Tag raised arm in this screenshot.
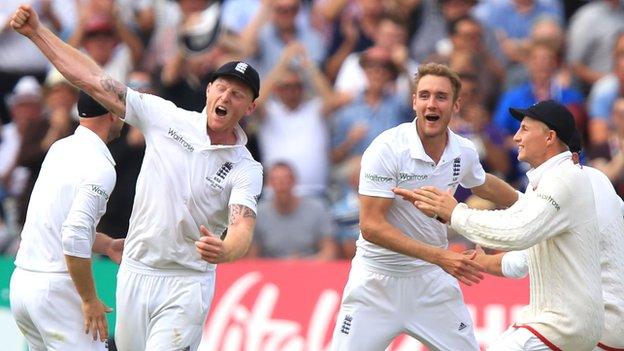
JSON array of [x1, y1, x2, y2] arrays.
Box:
[[11, 5, 126, 117]]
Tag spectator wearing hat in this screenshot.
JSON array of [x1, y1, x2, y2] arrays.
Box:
[[9, 90, 125, 350], [330, 46, 412, 166], [1, 76, 48, 228], [67, 0, 143, 82], [401, 100, 603, 350]]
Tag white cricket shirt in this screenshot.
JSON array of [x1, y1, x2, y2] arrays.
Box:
[[356, 119, 486, 273], [14, 126, 116, 272], [451, 153, 603, 350], [122, 89, 263, 272]]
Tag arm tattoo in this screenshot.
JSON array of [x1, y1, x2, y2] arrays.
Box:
[[228, 204, 256, 225], [100, 76, 127, 104]]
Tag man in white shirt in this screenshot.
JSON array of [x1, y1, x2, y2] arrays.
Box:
[[459, 134, 624, 351], [330, 63, 519, 351], [10, 5, 263, 350], [10, 91, 125, 350], [402, 100, 604, 350]]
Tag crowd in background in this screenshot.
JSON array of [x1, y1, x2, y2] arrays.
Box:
[[1, 0, 623, 260]]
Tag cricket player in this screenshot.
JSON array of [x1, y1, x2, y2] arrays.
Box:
[[458, 134, 624, 351], [10, 91, 125, 350], [330, 63, 519, 351], [10, 4, 262, 350], [405, 100, 604, 350]]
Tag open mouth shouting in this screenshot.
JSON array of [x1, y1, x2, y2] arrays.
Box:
[[425, 114, 440, 122], [215, 105, 228, 117]]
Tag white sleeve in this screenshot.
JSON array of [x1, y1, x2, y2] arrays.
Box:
[[459, 145, 486, 189], [450, 173, 572, 251], [123, 88, 179, 134], [501, 250, 529, 279], [229, 163, 263, 214], [61, 166, 116, 258], [358, 140, 398, 198]]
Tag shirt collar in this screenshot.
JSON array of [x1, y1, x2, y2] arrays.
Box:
[[205, 123, 249, 150], [408, 118, 461, 164], [526, 151, 572, 190], [74, 125, 115, 166]]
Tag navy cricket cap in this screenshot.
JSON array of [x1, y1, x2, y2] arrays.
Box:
[[568, 129, 582, 154], [210, 61, 260, 99], [78, 91, 109, 118], [509, 100, 576, 147]]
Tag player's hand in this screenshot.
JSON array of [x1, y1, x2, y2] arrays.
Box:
[[10, 5, 41, 38], [106, 239, 124, 264], [413, 187, 457, 223], [195, 225, 226, 263], [435, 249, 484, 286], [81, 298, 112, 342], [392, 187, 443, 220]]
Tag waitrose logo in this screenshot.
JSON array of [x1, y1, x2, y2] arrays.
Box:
[[91, 185, 110, 200], [168, 128, 194, 152], [364, 173, 393, 182]]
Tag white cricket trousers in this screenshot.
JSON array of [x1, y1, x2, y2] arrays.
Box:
[[114, 258, 215, 351], [487, 326, 552, 351], [330, 258, 479, 351], [10, 267, 108, 351]]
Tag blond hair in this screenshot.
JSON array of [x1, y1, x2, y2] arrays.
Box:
[[413, 63, 462, 102]]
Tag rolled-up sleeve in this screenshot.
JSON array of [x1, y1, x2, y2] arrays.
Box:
[[62, 170, 115, 258]]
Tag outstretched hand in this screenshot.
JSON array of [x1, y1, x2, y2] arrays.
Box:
[[195, 225, 227, 264], [412, 187, 457, 223], [10, 5, 40, 38], [435, 249, 485, 286], [106, 239, 124, 264]]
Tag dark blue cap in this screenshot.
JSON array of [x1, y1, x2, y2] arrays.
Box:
[[210, 61, 260, 99], [77, 91, 109, 118], [509, 100, 576, 147]]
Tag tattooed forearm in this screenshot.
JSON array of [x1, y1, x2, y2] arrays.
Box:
[[228, 204, 256, 225], [100, 76, 127, 103]]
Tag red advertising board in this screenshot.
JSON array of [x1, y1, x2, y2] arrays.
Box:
[[199, 260, 529, 351]]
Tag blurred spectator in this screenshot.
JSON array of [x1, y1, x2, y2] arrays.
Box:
[[249, 162, 338, 260], [0, 0, 76, 123], [68, 2, 144, 82], [450, 72, 510, 178], [241, 0, 326, 77], [588, 97, 624, 199], [330, 155, 361, 259], [474, 0, 562, 64], [504, 15, 569, 90], [427, 15, 505, 109], [40, 69, 79, 151], [566, 0, 624, 90], [158, 0, 244, 111], [334, 14, 417, 101], [408, 0, 504, 66], [493, 39, 584, 184], [493, 39, 584, 138], [114, 0, 157, 44], [97, 71, 148, 239], [253, 42, 344, 197], [4, 77, 48, 227], [330, 46, 412, 165], [321, 0, 384, 82], [586, 32, 624, 147]]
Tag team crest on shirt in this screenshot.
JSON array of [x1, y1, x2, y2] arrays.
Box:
[[207, 162, 233, 190], [447, 157, 461, 187]]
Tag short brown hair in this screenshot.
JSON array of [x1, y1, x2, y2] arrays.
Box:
[[414, 63, 462, 102]]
